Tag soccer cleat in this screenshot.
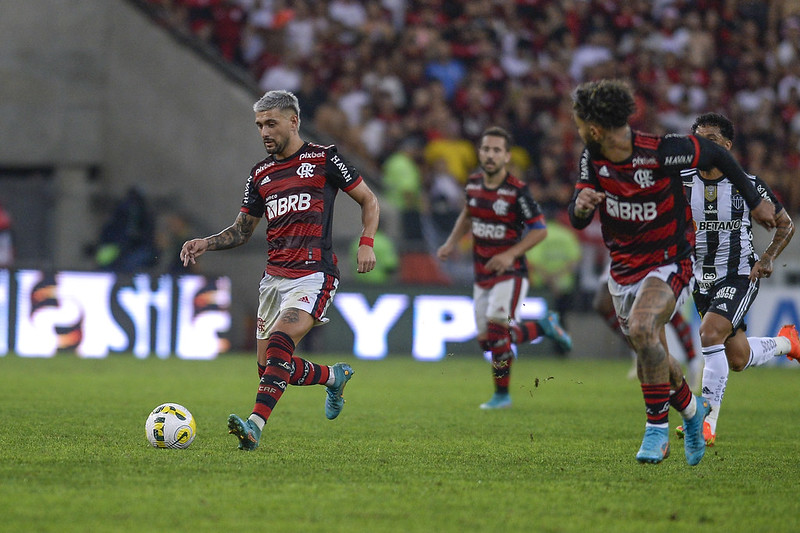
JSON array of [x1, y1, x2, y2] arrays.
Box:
[[479, 392, 512, 410], [325, 362, 354, 420], [227, 414, 261, 451], [681, 395, 711, 466], [538, 311, 573, 352], [778, 324, 800, 363], [636, 426, 670, 464], [675, 420, 716, 447]]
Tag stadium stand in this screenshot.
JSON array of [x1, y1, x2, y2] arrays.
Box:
[[136, 0, 800, 288]]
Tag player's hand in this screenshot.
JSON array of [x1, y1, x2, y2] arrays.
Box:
[[356, 245, 376, 274], [437, 242, 454, 261], [749, 257, 773, 281], [750, 200, 776, 230], [574, 189, 606, 218], [485, 251, 515, 274], [180, 238, 208, 267]]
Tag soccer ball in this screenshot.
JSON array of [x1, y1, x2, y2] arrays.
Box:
[[145, 403, 196, 449]]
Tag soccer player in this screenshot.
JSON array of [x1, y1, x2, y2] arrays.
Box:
[[674, 112, 798, 446], [568, 79, 776, 465], [437, 126, 573, 410], [180, 90, 380, 451]]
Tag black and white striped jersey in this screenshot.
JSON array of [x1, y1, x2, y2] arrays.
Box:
[[682, 168, 782, 287]]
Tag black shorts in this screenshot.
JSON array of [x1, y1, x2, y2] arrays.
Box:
[[693, 275, 759, 332]]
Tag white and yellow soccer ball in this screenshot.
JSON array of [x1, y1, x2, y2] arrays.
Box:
[[145, 403, 196, 449]]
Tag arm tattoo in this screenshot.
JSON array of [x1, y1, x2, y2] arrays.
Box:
[[206, 213, 258, 251], [761, 213, 794, 261]]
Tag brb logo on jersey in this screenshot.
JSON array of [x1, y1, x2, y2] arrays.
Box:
[[605, 196, 657, 221], [472, 221, 506, 240], [266, 193, 312, 219]]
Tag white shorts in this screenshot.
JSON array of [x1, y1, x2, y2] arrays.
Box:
[[256, 272, 338, 340], [607, 260, 692, 336], [473, 277, 529, 337]]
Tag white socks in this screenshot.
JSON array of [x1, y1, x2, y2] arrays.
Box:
[[745, 336, 786, 368], [249, 414, 266, 430], [682, 393, 697, 420], [325, 366, 336, 387], [701, 344, 728, 433]]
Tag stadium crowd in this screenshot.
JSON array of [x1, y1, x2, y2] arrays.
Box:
[[142, 0, 800, 288]]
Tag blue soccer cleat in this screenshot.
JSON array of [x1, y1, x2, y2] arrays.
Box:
[[227, 414, 261, 451], [479, 392, 512, 410], [636, 426, 670, 464], [538, 311, 573, 352], [682, 395, 711, 466], [325, 362, 354, 420]]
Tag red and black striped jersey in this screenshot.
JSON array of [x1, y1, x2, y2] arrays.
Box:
[[573, 131, 698, 285], [464, 172, 546, 288], [240, 142, 363, 279]]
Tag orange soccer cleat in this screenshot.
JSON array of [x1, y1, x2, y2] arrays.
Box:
[[778, 324, 800, 363], [675, 420, 716, 447]]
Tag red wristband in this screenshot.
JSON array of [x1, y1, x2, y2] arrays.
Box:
[[359, 236, 374, 247]]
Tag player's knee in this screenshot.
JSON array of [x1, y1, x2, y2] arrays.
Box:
[[626, 321, 657, 351], [727, 351, 749, 372], [698, 324, 727, 347]]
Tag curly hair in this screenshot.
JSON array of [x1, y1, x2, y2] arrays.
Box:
[[572, 79, 636, 129], [691, 112, 735, 143]]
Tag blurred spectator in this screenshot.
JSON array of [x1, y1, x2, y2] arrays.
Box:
[[525, 217, 582, 328], [0, 199, 14, 267], [423, 111, 477, 184], [424, 39, 466, 101], [92, 187, 158, 273], [156, 210, 195, 274], [423, 157, 464, 246], [143, 0, 800, 234], [382, 135, 424, 243], [258, 52, 302, 92]]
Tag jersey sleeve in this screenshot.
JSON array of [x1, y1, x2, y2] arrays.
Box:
[[568, 149, 598, 230], [518, 186, 546, 230], [755, 175, 784, 214], [661, 135, 762, 208], [325, 146, 364, 192], [240, 173, 265, 218]]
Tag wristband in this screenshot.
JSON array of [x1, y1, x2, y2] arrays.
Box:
[[359, 236, 374, 247]]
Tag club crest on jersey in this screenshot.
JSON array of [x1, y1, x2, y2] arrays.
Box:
[[732, 194, 744, 210], [297, 163, 315, 178], [704, 185, 717, 202], [492, 198, 509, 216], [633, 169, 654, 188]]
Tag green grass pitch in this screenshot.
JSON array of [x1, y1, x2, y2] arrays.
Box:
[[1, 352, 798, 532]]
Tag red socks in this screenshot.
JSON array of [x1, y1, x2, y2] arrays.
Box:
[[252, 331, 294, 422], [641, 383, 670, 425]]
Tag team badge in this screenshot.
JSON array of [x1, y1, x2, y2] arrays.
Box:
[[492, 198, 509, 216], [297, 163, 315, 178], [704, 185, 717, 202], [732, 194, 744, 210]]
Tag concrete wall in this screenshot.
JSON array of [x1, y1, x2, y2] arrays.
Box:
[[1, 0, 260, 267], [0, 0, 372, 348]]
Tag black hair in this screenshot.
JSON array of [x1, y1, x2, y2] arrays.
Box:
[[572, 79, 636, 129], [691, 112, 735, 143]]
